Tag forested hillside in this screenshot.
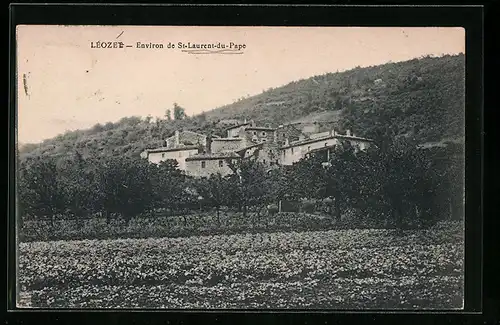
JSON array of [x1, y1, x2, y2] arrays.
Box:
[[18, 53, 465, 161]]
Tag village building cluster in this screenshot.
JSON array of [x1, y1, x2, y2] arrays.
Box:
[[140, 120, 373, 177]]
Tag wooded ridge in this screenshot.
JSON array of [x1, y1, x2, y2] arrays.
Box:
[[18, 53, 465, 162]]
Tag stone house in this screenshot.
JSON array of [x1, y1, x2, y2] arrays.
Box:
[[185, 151, 241, 178], [210, 137, 247, 154], [226, 120, 254, 138], [165, 130, 208, 148], [142, 146, 200, 170], [243, 126, 276, 144], [279, 129, 373, 166], [142, 120, 373, 176], [275, 124, 305, 146]]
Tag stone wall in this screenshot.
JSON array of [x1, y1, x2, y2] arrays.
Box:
[[211, 138, 246, 153], [185, 158, 237, 178], [255, 143, 281, 166], [148, 148, 199, 170], [244, 129, 275, 144], [227, 125, 247, 138], [280, 137, 372, 165], [280, 137, 340, 165]]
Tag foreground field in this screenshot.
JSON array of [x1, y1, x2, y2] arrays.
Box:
[[18, 222, 464, 309]]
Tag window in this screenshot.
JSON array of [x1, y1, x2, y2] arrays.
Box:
[[201, 161, 206, 168], [276, 159, 279, 165], [308, 146, 311, 152], [325, 143, 328, 147], [262, 159, 266, 164], [178, 152, 182, 157], [262, 139, 267, 142], [162, 153, 165, 158], [219, 160, 224, 167], [291, 148, 294, 154], [262, 131, 266, 136], [253, 131, 257, 136]]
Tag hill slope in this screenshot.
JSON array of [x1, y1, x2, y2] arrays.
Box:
[[18, 53, 465, 161]]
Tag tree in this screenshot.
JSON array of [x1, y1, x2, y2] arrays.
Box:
[[165, 109, 172, 121], [150, 159, 189, 215], [194, 173, 230, 223], [95, 156, 155, 225], [58, 151, 100, 227], [17, 156, 67, 225], [267, 166, 293, 204], [198, 111, 207, 123], [361, 138, 439, 228], [226, 157, 269, 218], [173, 103, 186, 120]]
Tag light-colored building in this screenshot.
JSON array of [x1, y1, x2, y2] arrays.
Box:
[[142, 146, 200, 170], [142, 130, 209, 170], [275, 124, 304, 147], [279, 129, 373, 166], [243, 126, 276, 144], [185, 152, 241, 178], [141, 120, 373, 176], [252, 142, 281, 166], [165, 130, 207, 148], [211, 137, 247, 154], [226, 120, 254, 138]]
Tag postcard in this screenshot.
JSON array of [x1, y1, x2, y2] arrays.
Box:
[[16, 25, 465, 310]]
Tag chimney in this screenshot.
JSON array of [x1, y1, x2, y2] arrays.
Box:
[[285, 138, 290, 146], [243, 118, 247, 124], [175, 130, 180, 146], [331, 128, 336, 136], [346, 129, 351, 137], [206, 135, 212, 153]]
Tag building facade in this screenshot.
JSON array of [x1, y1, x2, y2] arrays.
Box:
[[279, 130, 372, 166], [141, 120, 373, 177], [165, 130, 207, 148], [185, 152, 241, 178], [226, 121, 253, 138], [211, 137, 247, 153], [144, 146, 200, 170]]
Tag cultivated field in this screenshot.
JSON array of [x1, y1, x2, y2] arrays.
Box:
[[17, 221, 464, 309]]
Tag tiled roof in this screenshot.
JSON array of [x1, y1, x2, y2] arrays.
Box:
[[276, 124, 306, 138], [144, 145, 200, 153], [212, 137, 243, 141], [280, 134, 373, 150], [235, 143, 263, 155], [185, 151, 241, 161], [225, 122, 251, 131], [245, 126, 275, 131], [308, 144, 338, 154]]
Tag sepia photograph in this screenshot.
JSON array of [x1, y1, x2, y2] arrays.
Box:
[[15, 25, 465, 309]]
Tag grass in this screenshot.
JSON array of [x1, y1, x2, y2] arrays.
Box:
[[17, 221, 463, 309]]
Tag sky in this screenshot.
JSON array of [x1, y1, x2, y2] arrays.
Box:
[[16, 26, 465, 144]]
